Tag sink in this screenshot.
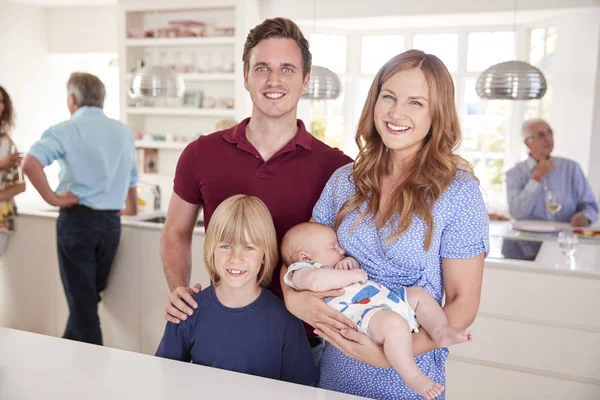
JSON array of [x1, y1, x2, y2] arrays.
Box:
[[132, 211, 203, 227], [143, 216, 204, 227]]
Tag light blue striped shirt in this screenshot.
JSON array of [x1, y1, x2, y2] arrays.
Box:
[[505, 156, 598, 224], [28, 106, 138, 210]]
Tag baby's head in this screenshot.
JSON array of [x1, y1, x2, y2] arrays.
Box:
[[203, 194, 278, 287], [281, 222, 346, 267]]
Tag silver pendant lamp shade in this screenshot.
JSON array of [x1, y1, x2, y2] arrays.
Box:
[[475, 60, 547, 100], [302, 65, 342, 100], [128, 65, 185, 99]]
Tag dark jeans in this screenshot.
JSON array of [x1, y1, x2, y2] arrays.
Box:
[[57, 209, 121, 345]]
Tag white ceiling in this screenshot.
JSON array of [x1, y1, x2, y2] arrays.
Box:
[[298, 9, 581, 31], [9, 0, 115, 6]]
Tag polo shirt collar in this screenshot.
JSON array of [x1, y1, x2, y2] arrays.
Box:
[[72, 106, 104, 119], [223, 117, 313, 150]]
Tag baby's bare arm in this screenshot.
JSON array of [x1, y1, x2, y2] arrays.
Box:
[[292, 267, 368, 292]]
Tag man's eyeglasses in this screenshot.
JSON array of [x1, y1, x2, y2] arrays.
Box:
[[528, 131, 553, 140]]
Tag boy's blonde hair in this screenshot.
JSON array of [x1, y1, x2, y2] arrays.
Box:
[[203, 195, 277, 287]]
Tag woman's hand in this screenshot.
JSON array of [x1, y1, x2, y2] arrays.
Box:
[[451, 155, 479, 184], [0, 152, 23, 171], [284, 287, 354, 330], [314, 323, 391, 369]]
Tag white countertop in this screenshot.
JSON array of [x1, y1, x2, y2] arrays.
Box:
[[16, 206, 205, 234], [0, 327, 364, 400], [486, 221, 600, 279]]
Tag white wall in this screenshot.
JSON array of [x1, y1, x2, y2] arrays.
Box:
[[260, 0, 600, 20], [548, 8, 600, 181], [589, 32, 600, 200], [44, 6, 117, 53], [0, 1, 54, 151]]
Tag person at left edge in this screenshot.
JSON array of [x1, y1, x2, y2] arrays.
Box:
[[23, 72, 139, 345]]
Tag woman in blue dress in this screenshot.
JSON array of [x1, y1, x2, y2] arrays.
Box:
[[284, 49, 489, 399]]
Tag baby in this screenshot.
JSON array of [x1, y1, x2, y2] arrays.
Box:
[[281, 222, 472, 400]]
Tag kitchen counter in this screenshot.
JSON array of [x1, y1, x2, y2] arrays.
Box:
[[448, 220, 600, 399], [0, 327, 363, 400], [0, 207, 209, 355], [18, 206, 205, 233], [485, 221, 600, 279], [2, 212, 599, 399]]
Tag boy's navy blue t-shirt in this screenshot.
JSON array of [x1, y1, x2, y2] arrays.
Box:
[[156, 286, 318, 385]]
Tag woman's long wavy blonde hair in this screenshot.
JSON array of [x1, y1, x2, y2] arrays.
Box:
[[333, 50, 461, 251]]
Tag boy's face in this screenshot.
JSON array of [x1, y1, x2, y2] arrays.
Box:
[[244, 37, 310, 120], [213, 233, 265, 290], [307, 226, 346, 267]]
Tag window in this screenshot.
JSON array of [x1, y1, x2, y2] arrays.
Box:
[[310, 34, 348, 73], [467, 31, 514, 71], [412, 33, 458, 72], [526, 27, 556, 120], [361, 35, 405, 73], [460, 79, 511, 194], [19, 53, 120, 207], [48, 53, 120, 120], [303, 26, 556, 212], [299, 35, 348, 151]]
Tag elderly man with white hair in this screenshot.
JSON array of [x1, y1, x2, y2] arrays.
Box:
[[23, 72, 139, 345], [505, 118, 598, 227]]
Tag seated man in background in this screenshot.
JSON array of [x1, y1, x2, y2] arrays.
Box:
[[505, 119, 598, 227]]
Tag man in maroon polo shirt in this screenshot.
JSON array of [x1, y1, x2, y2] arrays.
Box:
[[161, 18, 353, 344]]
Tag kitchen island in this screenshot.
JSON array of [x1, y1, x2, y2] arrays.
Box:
[[0, 208, 209, 355], [447, 221, 600, 400], [2, 215, 599, 399], [0, 327, 364, 400]]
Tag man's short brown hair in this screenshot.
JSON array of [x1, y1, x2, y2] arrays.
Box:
[[242, 17, 312, 78]]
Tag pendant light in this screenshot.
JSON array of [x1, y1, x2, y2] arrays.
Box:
[[475, 0, 547, 100], [127, 11, 185, 99], [304, 66, 342, 100], [128, 63, 185, 98], [301, 0, 342, 100]]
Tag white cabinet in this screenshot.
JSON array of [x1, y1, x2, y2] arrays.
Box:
[[446, 265, 600, 399]]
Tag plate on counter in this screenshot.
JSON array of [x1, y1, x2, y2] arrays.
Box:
[[511, 220, 567, 233], [571, 228, 600, 238]]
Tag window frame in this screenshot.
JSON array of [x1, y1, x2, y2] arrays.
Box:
[[301, 24, 548, 211]]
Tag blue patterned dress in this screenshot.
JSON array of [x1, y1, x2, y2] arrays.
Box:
[[313, 163, 490, 400]]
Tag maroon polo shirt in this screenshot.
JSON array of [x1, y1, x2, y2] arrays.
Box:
[[173, 117, 353, 336]]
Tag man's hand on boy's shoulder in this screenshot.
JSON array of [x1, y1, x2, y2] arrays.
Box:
[[164, 283, 202, 324], [334, 256, 360, 270]]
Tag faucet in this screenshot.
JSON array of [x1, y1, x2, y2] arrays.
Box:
[[137, 181, 161, 211]]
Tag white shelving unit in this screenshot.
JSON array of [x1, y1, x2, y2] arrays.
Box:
[[126, 107, 235, 117], [126, 72, 235, 82], [125, 37, 236, 47], [134, 140, 188, 150], [118, 0, 260, 210]]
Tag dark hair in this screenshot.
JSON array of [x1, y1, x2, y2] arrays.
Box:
[[243, 17, 312, 78], [0, 86, 15, 136]]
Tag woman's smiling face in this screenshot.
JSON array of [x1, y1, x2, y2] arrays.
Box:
[[374, 68, 432, 159]]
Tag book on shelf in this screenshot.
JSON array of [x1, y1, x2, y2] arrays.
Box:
[[136, 148, 159, 174]]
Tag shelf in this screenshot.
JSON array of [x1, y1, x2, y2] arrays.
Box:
[[126, 107, 235, 117], [135, 140, 188, 150], [138, 172, 174, 180], [127, 73, 235, 82], [126, 37, 235, 47]]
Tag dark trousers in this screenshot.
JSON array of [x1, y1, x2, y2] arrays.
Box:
[[57, 209, 121, 345]]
